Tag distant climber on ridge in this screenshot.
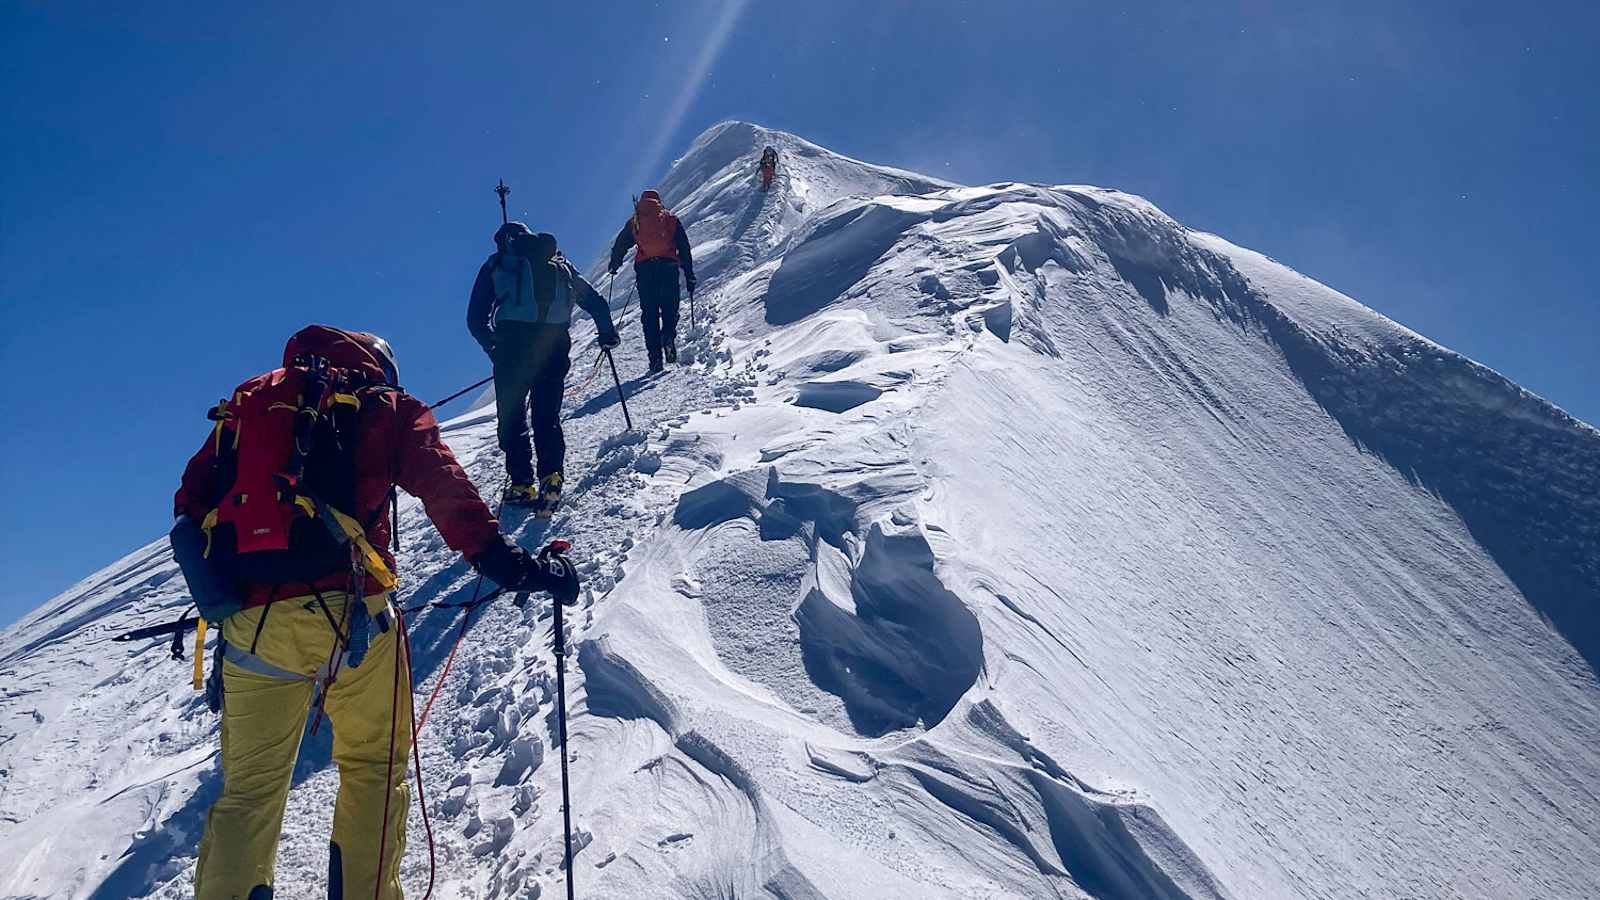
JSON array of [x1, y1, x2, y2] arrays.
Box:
[[174, 324, 579, 900], [608, 190, 696, 373], [470, 223, 621, 515], [759, 145, 778, 190]]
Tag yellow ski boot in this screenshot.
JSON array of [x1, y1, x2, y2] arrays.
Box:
[[502, 482, 539, 508], [535, 472, 563, 520]]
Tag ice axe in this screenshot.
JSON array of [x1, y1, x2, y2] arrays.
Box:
[[495, 179, 510, 225]]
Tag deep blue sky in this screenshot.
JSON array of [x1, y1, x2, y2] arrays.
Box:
[[2, 1, 1595, 626]]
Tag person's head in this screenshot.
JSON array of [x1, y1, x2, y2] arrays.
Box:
[[635, 190, 663, 216], [495, 221, 533, 253]]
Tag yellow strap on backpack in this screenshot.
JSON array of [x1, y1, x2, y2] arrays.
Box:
[[192, 618, 208, 690], [200, 509, 220, 558], [209, 401, 229, 453], [326, 505, 397, 589]]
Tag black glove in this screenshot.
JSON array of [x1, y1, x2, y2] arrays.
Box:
[[473, 537, 531, 590], [472, 537, 580, 605], [536, 541, 580, 607], [684, 273, 697, 295], [608, 263, 621, 276], [598, 329, 620, 350]]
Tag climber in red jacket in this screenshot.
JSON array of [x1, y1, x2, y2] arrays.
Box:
[[176, 324, 576, 900]]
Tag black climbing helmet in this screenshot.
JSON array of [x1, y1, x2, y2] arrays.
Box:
[[495, 221, 533, 252]]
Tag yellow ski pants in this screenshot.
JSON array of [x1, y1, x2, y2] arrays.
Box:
[[194, 593, 413, 900]]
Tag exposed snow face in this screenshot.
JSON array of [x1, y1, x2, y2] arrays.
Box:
[[3, 121, 1597, 900]]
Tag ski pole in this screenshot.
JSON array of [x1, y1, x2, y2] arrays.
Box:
[[429, 375, 494, 410], [600, 272, 635, 431], [495, 179, 510, 225], [605, 349, 633, 431], [553, 590, 577, 900]]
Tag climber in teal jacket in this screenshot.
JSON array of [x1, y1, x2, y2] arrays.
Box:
[[467, 224, 620, 514]]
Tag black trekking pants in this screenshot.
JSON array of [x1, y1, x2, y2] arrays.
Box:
[[635, 257, 682, 366], [492, 323, 572, 486]]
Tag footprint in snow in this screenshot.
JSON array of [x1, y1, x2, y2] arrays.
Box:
[[657, 832, 693, 850]]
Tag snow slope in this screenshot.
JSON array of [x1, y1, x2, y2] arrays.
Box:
[[3, 121, 1597, 900]]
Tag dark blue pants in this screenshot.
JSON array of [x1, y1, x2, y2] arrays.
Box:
[[492, 323, 571, 485], [635, 258, 682, 366]]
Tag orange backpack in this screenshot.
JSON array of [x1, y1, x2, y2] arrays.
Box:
[[632, 192, 680, 263]]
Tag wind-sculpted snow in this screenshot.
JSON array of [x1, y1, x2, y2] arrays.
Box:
[[763, 203, 932, 326], [669, 466, 982, 737], [3, 121, 1598, 899], [796, 518, 984, 736], [1190, 233, 1600, 677]]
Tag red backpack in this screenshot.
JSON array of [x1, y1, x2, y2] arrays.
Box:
[[631, 191, 680, 263], [201, 330, 397, 593]]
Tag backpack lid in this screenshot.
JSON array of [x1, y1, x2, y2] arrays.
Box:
[[530, 232, 558, 262], [283, 325, 394, 387]]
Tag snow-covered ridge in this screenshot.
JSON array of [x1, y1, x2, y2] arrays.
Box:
[[3, 121, 1597, 900]]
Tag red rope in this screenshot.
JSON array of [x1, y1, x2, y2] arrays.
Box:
[[398, 613, 438, 900], [373, 608, 403, 900], [563, 350, 606, 399], [385, 468, 540, 896], [415, 476, 507, 734], [415, 608, 473, 735]]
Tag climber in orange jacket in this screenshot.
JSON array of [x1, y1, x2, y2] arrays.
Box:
[[608, 190, 696, 373]]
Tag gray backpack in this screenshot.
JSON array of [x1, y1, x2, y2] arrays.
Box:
[[491, 253, 576, 327]]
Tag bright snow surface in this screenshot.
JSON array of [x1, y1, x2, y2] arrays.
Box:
[[3, 122, 1597, 900]]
